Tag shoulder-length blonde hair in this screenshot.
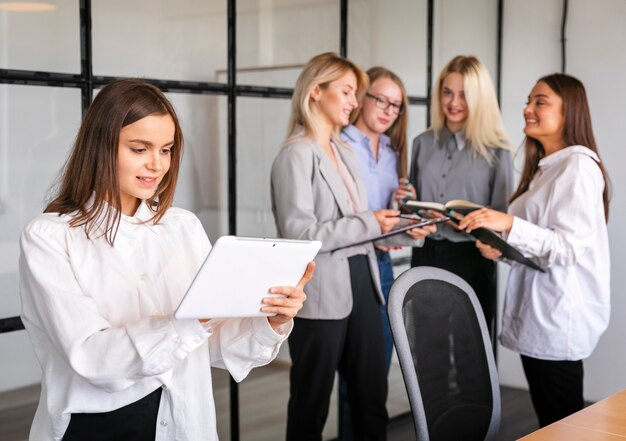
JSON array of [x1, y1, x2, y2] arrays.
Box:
[[45, 79, 184, 245], [351, 66, 409, 177], [286, 52, 368, 144], [431, 55, 511, 163]]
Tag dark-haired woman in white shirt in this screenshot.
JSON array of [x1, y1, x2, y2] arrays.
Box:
[[19, 78, 312, 441], [459, 73, 611, 427]]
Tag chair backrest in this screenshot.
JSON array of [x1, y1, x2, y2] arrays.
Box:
[[388, 266, 500, 441]]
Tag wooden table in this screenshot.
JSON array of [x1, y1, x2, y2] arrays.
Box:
[[519, 389, 626, 440]]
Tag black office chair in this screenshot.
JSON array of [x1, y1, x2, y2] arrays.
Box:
[[388, 266, 500, 441]]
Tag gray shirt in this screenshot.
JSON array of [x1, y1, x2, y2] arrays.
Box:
[[409, 127, 514, 242]]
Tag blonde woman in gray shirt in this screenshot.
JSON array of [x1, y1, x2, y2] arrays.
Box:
[[409, 55, 513, 344]]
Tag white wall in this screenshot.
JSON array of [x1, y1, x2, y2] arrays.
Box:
[[564, 0, 626, 400], [433, 0, 499, 78]]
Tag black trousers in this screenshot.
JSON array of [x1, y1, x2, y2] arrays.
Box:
[[63, 387, 162, 441], [412, 238, 497, 344], [521, 355, 584, 427], [286, 255, 388, 441]]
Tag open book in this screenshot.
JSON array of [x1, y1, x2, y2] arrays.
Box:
[[403, 199, 482, 215], [401, 200, 546, 273]]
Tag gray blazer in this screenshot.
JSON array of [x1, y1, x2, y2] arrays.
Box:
[[271, 137, 384, 319]]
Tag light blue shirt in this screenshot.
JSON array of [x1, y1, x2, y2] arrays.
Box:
[[340, 124, 399, 211]]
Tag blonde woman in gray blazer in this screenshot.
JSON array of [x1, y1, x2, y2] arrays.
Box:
[[271, 52, 434, 441]]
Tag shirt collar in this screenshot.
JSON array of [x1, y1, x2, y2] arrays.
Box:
[[538, 145, 600, 170], [80, 193, 159, 240], [436, 126, 466, 151], [453, 129, 467, 151], [342, 124, 368, 144], [379, 132, 392, 149], [120, 200, 157, 225], [342, 124, 393, 150]]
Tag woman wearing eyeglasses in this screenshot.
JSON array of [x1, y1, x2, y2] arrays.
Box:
[[337, 66, 414, 441], [408, 55, 513, 344]]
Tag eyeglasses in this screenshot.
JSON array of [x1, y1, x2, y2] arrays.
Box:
[[365, 93, 405, 115]]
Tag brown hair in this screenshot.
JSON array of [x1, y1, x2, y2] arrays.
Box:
[[352, 66, 409, 177], [45, 79, 184, 244], [511, 73, 610, 221]]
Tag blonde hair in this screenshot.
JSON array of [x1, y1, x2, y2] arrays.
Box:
[[286, 52, 368, 144], [431, 55, 511, 163]]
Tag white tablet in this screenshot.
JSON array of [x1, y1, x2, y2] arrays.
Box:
[[174, 236, 321, 319]]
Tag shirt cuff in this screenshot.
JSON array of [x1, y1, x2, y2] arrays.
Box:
[[253, 317, 293, 347], [171, 318, 212, 354], [507, 216, 542, 255]]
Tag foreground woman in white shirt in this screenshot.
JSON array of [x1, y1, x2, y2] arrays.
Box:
[[19, 79, 313, 441], [459, 73, 611, 427]]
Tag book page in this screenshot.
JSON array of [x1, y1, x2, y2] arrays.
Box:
[[404, 201, 446, 212], [444, 199, 483, 209]]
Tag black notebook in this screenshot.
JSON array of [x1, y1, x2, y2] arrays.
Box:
[[401, 201, 546, 273]]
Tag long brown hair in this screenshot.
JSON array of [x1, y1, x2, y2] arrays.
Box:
[[45, 79, 184, 244], [352, 66, 409, 177], [511, 73, 610, 221]]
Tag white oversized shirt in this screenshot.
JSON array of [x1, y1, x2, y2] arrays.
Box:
[[500, 146, 610, 360], [19, 201, 291, 441]]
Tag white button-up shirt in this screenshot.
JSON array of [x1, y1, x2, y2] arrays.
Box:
[[19, 202, 291, 441], [501, 145, 610, 360]]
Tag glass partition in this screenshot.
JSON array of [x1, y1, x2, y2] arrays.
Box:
[[0, 84, 82, 318], [0, 0, 80, 73], [432, 0, 498, 78], [92, 0, 227, 82], [168, 93, 229, 241], [236, 0, 339, 87], [236, 96, 291, 236], [348, 0, 428, 97]]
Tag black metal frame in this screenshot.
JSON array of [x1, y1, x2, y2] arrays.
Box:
[[496, 0, 504, 102], [560, 0, 569, 72]]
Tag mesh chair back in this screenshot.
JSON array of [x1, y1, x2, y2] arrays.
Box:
[[388, 266, 500, 441]]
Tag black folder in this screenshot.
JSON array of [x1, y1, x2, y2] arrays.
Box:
[[401, 202, 546, 273]]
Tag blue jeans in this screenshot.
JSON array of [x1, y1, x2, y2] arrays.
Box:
[[376, 249, 395, 371], [340, 249, 394, 440]]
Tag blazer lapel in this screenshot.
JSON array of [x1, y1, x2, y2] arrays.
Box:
[[335, 141, 369, 211], [312, 142, 353, 217]]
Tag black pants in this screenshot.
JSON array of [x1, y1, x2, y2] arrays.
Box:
[[521, 355, 584, 427], [286, 255, 388, 441], [412, 238, 497, 345], [63, 388, 162, 441]]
